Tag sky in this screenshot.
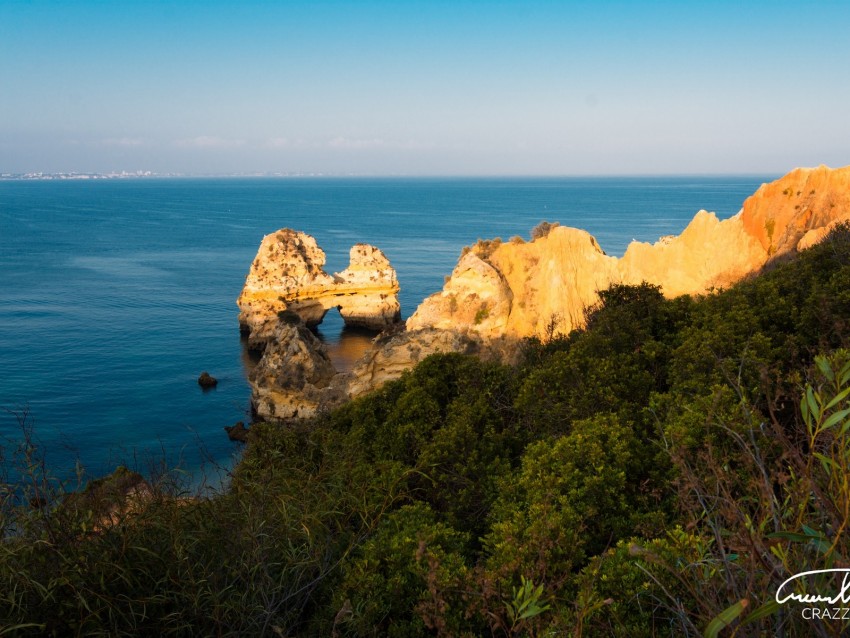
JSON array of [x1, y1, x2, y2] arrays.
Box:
[[1, 0, 849, 176]]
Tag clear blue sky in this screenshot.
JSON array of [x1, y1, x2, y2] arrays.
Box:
[[2, 0, 849, 175]]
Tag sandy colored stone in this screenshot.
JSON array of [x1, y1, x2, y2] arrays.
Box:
[[248, 319, 340, 421], [740, 165, 850, 256], [237, 229, 400, 348], [408, 165, 850, 341], [488, 227, 621, 338], [244, 165, 850, 419], [405, 251, 513, 337], [619, 210, 767, 296], [797, 214, 850, 251], [334, 243, 402, 329], [341, 327, 488, 399]]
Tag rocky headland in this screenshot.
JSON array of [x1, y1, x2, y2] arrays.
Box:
[[239, 164, 850, 421], [409, 164, 850, 339]]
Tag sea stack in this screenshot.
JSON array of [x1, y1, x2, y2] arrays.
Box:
[[237, 229, 401, 349], [248, 315, 340, 421]]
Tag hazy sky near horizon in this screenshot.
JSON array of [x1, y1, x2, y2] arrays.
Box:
[[2, 0, 849, 175]]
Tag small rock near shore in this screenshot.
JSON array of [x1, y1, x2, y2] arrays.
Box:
[[224, 421, 250, 443], [198, 371, 218, 389]]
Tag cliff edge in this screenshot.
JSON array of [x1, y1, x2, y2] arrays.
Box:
[[240, 165, 850, 420], [409, 164, 850, 340]]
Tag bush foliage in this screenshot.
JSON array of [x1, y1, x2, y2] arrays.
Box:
[[5, 224, 850, 635]]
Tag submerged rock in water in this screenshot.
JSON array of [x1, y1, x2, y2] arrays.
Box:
[[224, 421, 250, 443], [197, 371, 218, 389]]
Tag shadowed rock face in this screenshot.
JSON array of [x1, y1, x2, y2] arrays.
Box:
[[342, 327, 494, 399], [248, 319, 342, 421], [237, 229, 401, 349]]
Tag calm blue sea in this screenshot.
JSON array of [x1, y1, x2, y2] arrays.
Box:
[[0, 176, 773, 485]]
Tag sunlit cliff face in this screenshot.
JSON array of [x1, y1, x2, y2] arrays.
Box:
[[237, 229, 401, 348], [409, 165, 850, 340], [241, 165, 850, 421]]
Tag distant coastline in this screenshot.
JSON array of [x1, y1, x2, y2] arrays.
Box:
[[0, 171, 346, 180], [1, 171, 160, 181], [1, 171, 780, 181]]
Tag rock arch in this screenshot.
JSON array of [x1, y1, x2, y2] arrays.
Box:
[[237, 229, 401, 349]]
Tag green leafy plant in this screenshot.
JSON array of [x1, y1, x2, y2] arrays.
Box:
[[474, 304, 490, 324], [505, 576, 550, 633]]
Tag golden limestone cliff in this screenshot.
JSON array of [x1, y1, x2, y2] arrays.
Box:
[[740, 165, 850, 255], [240, 165, 850, 420], [236, 230, 402, 420], [237, 229, 401, 348], [406, 228, 621, 339], [408, 164, 850, 340]]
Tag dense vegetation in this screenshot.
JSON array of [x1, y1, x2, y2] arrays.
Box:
[[5, 226, 850, 636]]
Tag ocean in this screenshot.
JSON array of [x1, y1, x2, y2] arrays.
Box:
[[0, 176, 773, 485]]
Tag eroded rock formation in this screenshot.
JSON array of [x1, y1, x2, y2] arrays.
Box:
[[248, 317, 341, 421], [409, 164, 850, 340], [740, 165, 850, 256], [237, 229, 400, 348], [242, 165, 850, 421], [248, 319, 501, 421], [342, 327, 492, 399], [407, 228, 622, 339]]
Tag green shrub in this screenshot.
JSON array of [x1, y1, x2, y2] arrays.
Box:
[[5, 224, 850, 635], [334, 503, 471, 637], [473, 304, 489, 324], [484, 415, 642, 591]]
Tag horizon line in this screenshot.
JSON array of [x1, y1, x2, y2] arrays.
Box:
[[1, 170, 785, 180]]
